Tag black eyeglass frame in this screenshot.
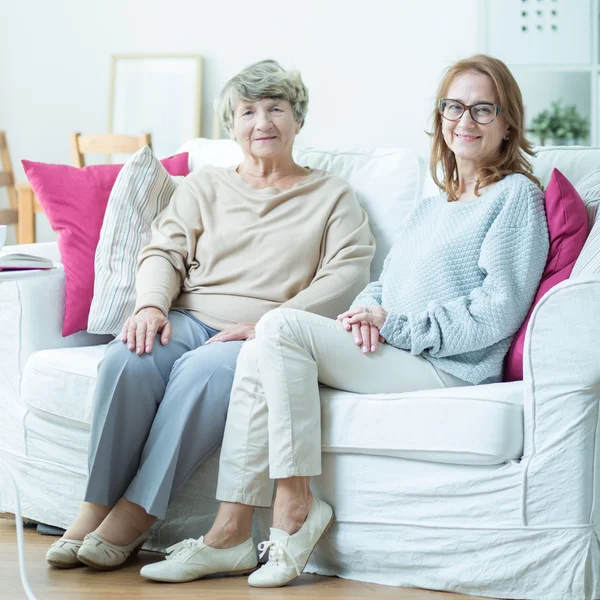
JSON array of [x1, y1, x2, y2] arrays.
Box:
[[438, 98, 501, 125]]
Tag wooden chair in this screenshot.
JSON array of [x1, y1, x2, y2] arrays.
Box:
[[70, 132, 151, 167], [16, 133, 152, 244], [0, 132, 19, 243]]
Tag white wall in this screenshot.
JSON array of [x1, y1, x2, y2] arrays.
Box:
[[0, 0, 480, 242]]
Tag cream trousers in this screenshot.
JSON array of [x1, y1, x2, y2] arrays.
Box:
[[216, 308, 468, 507]]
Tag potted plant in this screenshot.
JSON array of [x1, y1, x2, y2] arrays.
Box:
[[528, 100, 589, 146]]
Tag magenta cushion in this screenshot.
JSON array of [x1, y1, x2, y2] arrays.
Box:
[[22, 153, 189, 336], [503, 168, 588, 381]]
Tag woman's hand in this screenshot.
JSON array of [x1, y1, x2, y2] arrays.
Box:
[[206, 323, 256, 344], [345, 306, 388, 330], [337, 307, 387, 353], [121, 307, 172, 355]]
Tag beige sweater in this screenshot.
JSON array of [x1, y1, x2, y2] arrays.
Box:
[[135, 165, 375, 331]]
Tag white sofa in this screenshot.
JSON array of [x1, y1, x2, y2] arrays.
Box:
[[1, 141, 599, 600]]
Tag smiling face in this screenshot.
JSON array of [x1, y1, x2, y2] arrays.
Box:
[[441, 71, 509, 167], [231, 97, 301, 161]]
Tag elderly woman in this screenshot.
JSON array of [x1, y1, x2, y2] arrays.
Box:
[[141, 54, 549, 588], [45, 59, 374, 570]]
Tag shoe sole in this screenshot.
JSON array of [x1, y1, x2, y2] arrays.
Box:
[[248, 509, 335, 588], [142, 565, 259, 583], [46, 559, 83, 569], [78, 542, 145, 571]]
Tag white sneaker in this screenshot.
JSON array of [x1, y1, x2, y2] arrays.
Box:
[[248, 498, 334, 588], [140, 536, 258, 583], [46, 538, 84, 568]]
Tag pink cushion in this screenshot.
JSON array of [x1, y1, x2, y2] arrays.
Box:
[[22, 153, 189, 336], [503, 168, 588, 381]]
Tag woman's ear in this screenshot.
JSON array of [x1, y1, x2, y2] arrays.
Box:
[[295, 121, 302, 135]]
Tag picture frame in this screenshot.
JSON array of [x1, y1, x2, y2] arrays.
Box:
[[108, 54, 203, 159]]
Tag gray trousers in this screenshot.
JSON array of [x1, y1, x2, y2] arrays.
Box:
[[85, 310, 243, 519]]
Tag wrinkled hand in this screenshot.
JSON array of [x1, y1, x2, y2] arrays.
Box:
[[337, 306, 387, 354], [121, 307, 172, 355], [206, 322, 256, 344]]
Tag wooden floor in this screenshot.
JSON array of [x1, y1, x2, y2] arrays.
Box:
[[0, 518, 487, 600]]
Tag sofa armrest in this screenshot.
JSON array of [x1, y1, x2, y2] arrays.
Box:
[[0, 266, 112, 405], [521, 275, 600, 526]]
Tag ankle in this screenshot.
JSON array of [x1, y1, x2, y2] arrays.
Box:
[[62, 527, 87, 542], [95, 499, 156, 546], [274, 492, 313, 519], [63, 503, 111, 541], [204, 520, 250, 549], [119, 498, 156, 533], [272, 494, 313, 535]]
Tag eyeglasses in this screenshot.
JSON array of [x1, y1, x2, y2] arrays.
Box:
[[438, 99, 501, 125]]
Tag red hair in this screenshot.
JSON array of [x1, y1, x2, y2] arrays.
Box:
[[430, 55, 540, 201]]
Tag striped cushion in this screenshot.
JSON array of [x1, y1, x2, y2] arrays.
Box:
[[88, 146, 184, 335], [571, 170, 600, 277]]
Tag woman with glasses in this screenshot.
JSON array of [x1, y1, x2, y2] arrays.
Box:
[[141, 55, 549, 588]]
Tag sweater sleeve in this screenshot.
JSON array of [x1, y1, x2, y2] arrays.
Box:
[[281, 186, 375, 319], [350, 250, 393, 309], [134, 176, 204, 316], [380, 184, 549, 357]]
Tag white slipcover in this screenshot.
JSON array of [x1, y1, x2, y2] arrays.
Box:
[[1, 142, 599, 600]]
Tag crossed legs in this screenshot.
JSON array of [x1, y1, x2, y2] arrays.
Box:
[[148, 308, 462, 586]]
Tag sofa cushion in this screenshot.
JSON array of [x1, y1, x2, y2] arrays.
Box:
[[503, 169, 588, 382], [88, 147, 185, 336], [22, 153, 189, 336], [571, 170, 600, 278], [575, 168, 600, 230], [531, 146, 600, 188], [21, 344, 524, 466], [571, 215, 600, 278], [21, 345, 107, 426], [320, 381, 524, 465]]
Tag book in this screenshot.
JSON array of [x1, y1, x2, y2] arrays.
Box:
[[0, 253, 54, 272]]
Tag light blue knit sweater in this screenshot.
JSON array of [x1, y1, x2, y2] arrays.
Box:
[[352, 173, 549, 385]]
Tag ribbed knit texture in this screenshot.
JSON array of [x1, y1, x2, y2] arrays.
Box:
[[352, 174, 549, 385]]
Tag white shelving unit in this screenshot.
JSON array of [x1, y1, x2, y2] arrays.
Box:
[[480, 0, 600, 146]]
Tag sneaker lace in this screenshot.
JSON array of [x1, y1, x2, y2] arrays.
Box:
[[165, 538, 202, 561], [257, 540, 301, 576]]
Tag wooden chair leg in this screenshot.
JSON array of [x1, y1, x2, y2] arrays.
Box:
[[16, 183, 35, 244]]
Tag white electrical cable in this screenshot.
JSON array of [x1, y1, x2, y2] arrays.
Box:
[[1, 463, 39, 600]]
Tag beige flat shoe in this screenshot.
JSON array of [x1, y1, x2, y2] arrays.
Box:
[[46, 538, 84, 568], [77, 531, 149, 571]]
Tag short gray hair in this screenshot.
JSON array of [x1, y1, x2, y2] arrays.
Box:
[[215, 60, 309, 131]]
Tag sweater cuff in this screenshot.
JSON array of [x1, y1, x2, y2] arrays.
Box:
[[134, 294, 170, 318], [380, 312, 410, 349], [350, 296, 380, 310]]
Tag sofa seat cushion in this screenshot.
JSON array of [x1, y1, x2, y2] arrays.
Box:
[[22, 344, 524, 466], [21, 345, 108, 426], [320, 381, 524, 465]]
